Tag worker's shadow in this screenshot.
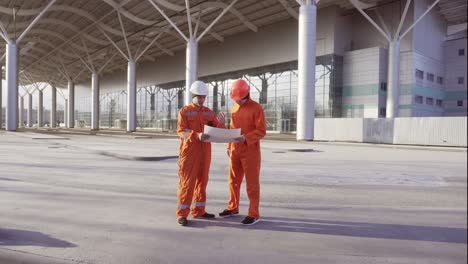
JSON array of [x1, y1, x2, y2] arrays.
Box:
[[190, 216, 467, 244], [0, 228, 76, 247]]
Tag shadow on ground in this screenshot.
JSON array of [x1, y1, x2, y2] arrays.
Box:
[[0, 228, 76, 247], [188, 216, 467, 244]]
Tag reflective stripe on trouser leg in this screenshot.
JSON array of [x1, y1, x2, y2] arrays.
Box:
[[178, 204, 190, 209], [227, 152, 244, 211], [177, 172, 197, 218]]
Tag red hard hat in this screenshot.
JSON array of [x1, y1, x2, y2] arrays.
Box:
[[230, 79, 250, 100]]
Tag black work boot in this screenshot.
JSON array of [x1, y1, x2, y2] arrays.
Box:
[[194, 212, 216, 219], [218, 209, 239, 217], [177, 217, 188, 226], [241, 216, 260, 225]]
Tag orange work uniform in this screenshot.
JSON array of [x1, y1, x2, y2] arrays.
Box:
[[226, 98, 266, 219], [176, 103, 224, 219]]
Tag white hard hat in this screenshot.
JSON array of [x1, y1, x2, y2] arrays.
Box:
[[190, 80, 209, 96]]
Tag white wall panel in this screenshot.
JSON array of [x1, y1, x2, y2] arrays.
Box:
[[363, 118, 394, 144], [314, 118, 363, 142], [315, 117, 467, 147], [394, 117, 467, 146]]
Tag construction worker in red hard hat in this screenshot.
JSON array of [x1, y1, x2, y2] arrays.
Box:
[[219, 79, 266, 225], [176, 80, 226, 226]]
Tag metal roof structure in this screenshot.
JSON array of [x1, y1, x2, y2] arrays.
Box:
[[0, 0, 466, 88], [439, 0, 467, 25]]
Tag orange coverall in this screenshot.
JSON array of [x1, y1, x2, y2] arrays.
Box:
[[226, 98, 266, 219], [176, 103, 224, 219]]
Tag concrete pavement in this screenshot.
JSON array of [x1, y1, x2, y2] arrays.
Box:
[[0, 130, 466, 264]]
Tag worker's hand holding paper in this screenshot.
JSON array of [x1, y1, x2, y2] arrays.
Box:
[[203, 125, 241, 143]]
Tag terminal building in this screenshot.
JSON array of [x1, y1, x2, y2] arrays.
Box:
[[0, 0, 466, 137]]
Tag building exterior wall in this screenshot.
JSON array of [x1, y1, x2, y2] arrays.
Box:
[[413, 0, 446, 62], [342, 47, 387, 118], [66, 2, 466, 130], [406, 51, 445, 117], [348, 1, 413, 53], [444, 37, 467, 116], [407, 0, 447, 117], [81, 6, 339, 95]]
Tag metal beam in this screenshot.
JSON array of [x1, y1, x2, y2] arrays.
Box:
[[98, 52, 117, 74], [395, 0, 412, 39], [147, 0, 189, 42], [191, 14, 224, 42], [72, 67, 87, 82], [17, 0, 58, 44], [349, 0, 391, 42], [155, 42, 174, 56], [70, 47, 95, 73], [185, 0, 193, 38], [278, 0, 299, 20], [135, 31, 164, 61], [400, 0, 442, 39], [193, 7, 203, 38], [374, 9, 391, 38], [447, 22, 467, 35], [0, 21, 10, 43], [80, 38, 96, 72], [197, 0, 239, 42], [23, 0, 131, 72], [97, 26, 129, 61], [116, 11, 133, 60]]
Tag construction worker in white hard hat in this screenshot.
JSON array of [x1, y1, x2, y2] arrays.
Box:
[[176, 80, 226, 226]]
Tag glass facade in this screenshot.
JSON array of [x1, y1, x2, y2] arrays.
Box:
[[75, 54, 343, 132]]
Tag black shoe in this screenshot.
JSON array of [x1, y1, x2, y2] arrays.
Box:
[[219, 209, 239, 217], [177, 217, 188, 226], [241, 216, 260, 225], [194, 212, 215, 219]]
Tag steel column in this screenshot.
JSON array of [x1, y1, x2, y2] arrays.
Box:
[[0, 66, 2, 128], [91, 73, 99, 130], [296, 3, 316, 141], [27, 94, 33, 127], [386, 41, 400, 118], [67, 80, 75, 128], [37, 90, 43, 127], [64, 99, 68, 128], [185, 39, 197, 106], [127, 60, 136, 132], [19, 96, 24, 127], [6, 42, 18, 131], [51, 86, 56, 128]]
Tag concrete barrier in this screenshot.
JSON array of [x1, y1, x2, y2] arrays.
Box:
[[315, 118, 363, 142], [394, 117, 467, 147], [314, 117, 467, 147], [363, 118, 394, 144]]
